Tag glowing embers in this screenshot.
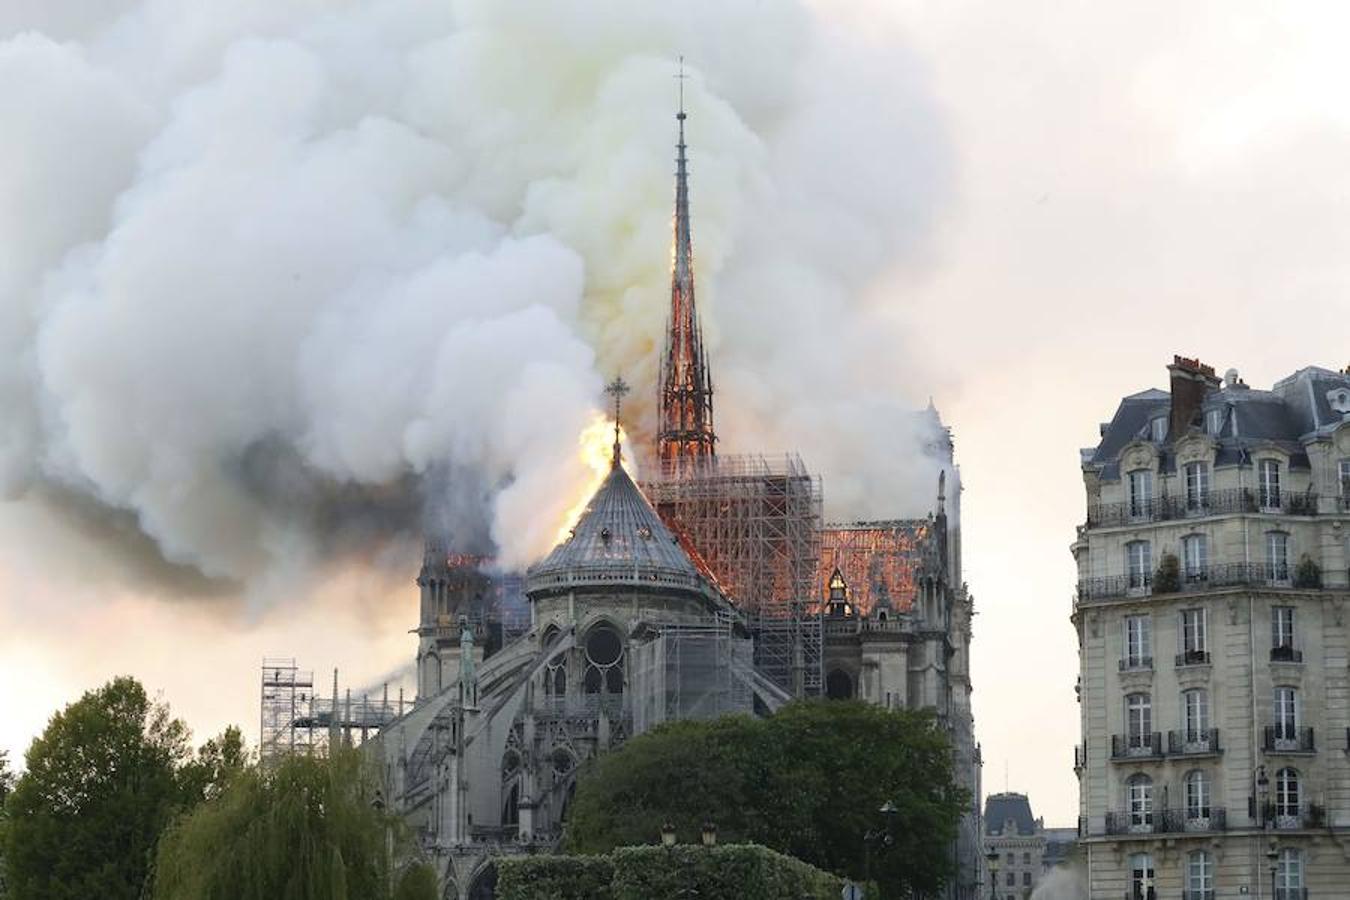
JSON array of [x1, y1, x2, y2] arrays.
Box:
[[817, 522, 930, 616]]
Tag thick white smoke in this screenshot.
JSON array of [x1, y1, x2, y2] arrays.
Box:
[[0, 0, 949, 602]]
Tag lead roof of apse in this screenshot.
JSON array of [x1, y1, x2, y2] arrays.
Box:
[[525, 464, 714, 600]]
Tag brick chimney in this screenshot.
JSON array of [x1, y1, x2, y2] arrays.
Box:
[[1167, 355, 1221, 437]]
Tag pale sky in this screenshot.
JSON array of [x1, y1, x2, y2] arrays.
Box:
[[3, 1, 1350, 830]]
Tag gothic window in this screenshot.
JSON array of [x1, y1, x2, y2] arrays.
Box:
[[552, 749, 575, 778], [582, 625, 623, 695], [826, 669, 854, 700], [501, 751, 520, 778], [502, 783, 519, 827]]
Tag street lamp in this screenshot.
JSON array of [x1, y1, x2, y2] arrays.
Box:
[[661, 823, 677, 848], [985, 849, 1000, 900], [701, 821, 718, 848], [1266, 846, 1280, 900], [864, 800, 898, 887]]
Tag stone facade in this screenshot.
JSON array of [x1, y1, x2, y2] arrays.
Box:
[[1072, 358, 1350, 899]]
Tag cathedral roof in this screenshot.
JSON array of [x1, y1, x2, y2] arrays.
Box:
[[525, 463, 712, 599]]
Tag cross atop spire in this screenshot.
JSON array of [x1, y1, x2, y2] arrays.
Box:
[[604, 375, 630, 469], [657, 59, 716, 475]]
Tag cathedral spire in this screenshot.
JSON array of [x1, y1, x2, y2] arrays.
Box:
[[657, 58, 716, 475]]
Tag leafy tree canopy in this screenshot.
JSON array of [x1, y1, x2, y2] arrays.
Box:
[[565, 700, 967, 897], [151, 750, 435, 900], [1, 676, 237, 900]]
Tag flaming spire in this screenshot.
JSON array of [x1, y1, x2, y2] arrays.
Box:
[[657, 58, 716, 475]]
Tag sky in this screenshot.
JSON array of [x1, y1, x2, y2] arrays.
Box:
[[3, 0, 1350, 828]]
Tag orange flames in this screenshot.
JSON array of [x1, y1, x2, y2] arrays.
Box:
[[553, 414, 628, 546]]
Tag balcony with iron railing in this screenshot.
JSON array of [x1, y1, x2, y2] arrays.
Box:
[[1252, 799, 1326, 830], [1168, 728, 1221, 757], [1271, 644, 1304, 663], [1086, 488, 1321, 528], [1263, 726, 1316, 754], [1103, 807, 1227, 836], [1274, 889, 1308, 900], [1183, 891, 1216, 900], [1175, 649, 1211, 667], [1111, 732, 1163, 761], [1119, 656, 1154, 672], [1079, 563, 1334, 603]]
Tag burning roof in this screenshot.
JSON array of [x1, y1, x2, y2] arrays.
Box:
[[817, 521, 931, 615]]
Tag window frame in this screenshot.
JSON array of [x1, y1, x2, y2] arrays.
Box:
[[1274, 686, 1299, 739], [1181, 534, 1208, 581], [1184, 769, 1211, 819], [1182, 688, 1209, 739], [1128, 469, 1154, 519], [1266, 531, 1290, 582], [1184, 461, 1211, 511], [1259, 458, 1282, 508], [1124, 615, 1152, 667], [1272, 605, 1296, 650], [1186, 849, 1213, 893], [1126, 541, 1153, 590], [1180, 607, 1207, 655], [1126, 692, 1153, 745]]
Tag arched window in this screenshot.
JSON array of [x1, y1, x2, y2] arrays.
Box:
[[502, 783, 519, 827], [582, 625, 623, 695], [1186, 850, 1212, 897], [541, 624, 561, 648], [1184, 769, 1210, 820], [1126, 774, 1153, 828], [1182, 689, 1209, 741], [826, 669, 854, 700], [1275, 768, 1300, 819]]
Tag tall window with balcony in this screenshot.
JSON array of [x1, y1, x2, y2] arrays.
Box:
[[1129, 469, 1154, 519], [1185, 849, 1213, 900], [1128, 851, 1155, 899], [1127, 541, 1153, 592], [1273, 687, 1300, 745], [1179, 607, 1208, 664], [1267, 531, 1290, 583], [1124, 614, 1152, 668], [1182, 688, 1210, 744], [1126, 692, 1153, 753], [1259, 458, 1282, 509], [1184, 461, 1210, 513], [1181, 535, 1208, 586], [1272, 606, 1299, 661], [1126, 775, 1154, 830], [1276, 847, 1303, 899]]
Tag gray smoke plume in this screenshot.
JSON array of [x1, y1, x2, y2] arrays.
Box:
[[1030, 867, 1088, 900], [0, 0, 950, 604]]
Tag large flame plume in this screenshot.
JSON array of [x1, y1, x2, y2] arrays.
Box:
[[553, 415, 630, 547]]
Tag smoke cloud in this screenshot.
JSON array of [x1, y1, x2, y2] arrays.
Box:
[[0, 0, 950, 603]]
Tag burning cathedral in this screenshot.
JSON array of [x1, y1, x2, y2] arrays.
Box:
[[265, 100, 982, 899]]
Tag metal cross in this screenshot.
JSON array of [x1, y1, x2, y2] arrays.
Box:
[[604, 375, 630, 468]]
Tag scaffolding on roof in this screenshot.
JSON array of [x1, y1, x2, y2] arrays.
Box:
[[643, 452, 822, 614]]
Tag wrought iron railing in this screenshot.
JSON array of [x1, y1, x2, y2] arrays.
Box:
[[1111, 732, 1163, 760], [1254, 800, 1326, 830], [1086, 488, 1321, 527], [1183, 890, 1216, 900], [1119, 656, 1154, 671], [1175, 649, 1211, 667], [1274, 889, 1308, 900], [1103, 807, 1226, 835], [1168, 728, 1221, 756], [1263, 726, 1315, 754], [1080, 563, 1324, 602], [1271, 645, 1304, 663]]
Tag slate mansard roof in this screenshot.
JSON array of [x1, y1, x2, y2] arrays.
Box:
[[525, 463, 716, 601], [984, 792, 1039, 837], [1085, 365, 1350, 481]]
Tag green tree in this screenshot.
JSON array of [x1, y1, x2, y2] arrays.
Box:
[[2, 677, 198, 900], [566, 701, 967, 898], [150, 750, 435, 900]]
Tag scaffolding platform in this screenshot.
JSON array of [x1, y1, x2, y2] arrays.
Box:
[[630, 613, 754, 734], [260, 660, 413, 766]]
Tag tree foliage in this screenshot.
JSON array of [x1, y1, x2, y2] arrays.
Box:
[[565, 700, 967, 897], [1, 677, 209, 900], [150, 749, 434, 900]]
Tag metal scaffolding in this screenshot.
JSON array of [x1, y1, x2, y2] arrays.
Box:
[[629, 613, 754, 734], [644, 453, 822, 613], [750, 604, 823, 698], [259, 661, 412, 766]]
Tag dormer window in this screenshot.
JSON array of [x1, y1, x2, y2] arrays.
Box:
[[1150, 417, 1167, 442], [1205, 408, 1223, 436]]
